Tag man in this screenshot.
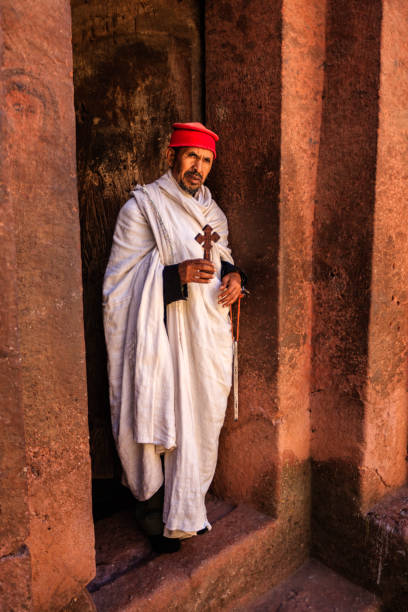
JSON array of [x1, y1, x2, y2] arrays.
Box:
[[103, 122, 244, 553]]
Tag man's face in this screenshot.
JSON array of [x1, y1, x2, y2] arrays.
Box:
[[167, 146, 214, 196]]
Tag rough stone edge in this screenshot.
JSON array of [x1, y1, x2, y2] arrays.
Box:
[[92, 504, 306, 611]]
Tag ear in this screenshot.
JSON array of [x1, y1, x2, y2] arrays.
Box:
[[166, 147, 176, 168]]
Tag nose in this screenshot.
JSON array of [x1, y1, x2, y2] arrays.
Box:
[[193, 158, 203, 173]]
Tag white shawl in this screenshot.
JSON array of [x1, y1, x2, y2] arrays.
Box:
[[103, 170, 233, 534]]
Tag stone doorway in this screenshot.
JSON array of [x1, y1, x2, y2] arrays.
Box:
[[69, 3, 289, 602], [71, 0, 203, 514], [70, 0, 237, 597]]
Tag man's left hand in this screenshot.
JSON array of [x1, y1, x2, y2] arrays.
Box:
[[218, 272, 242, 307]]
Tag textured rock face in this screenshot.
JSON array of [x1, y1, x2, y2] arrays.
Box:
[[205, 0, 324, 530], [310, 0, 383, 580], [205, 0, 282, 514], [363, 0, 408, 508], [71, 0, 203, 478], [0, 0, 94, 609], [207, 0, 408, 606], [311, 0, 382, 473], [310, 1, 408, 604], [91, 503, 301, 612], [0, 95, 32, 607], [245, 558, 381, 612]]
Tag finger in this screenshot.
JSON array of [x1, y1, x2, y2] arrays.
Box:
[[221, 282, 240, 296], [193, 257, 214, 266], [195, 263, 215, 273], [218, 289, 234, 303], [219, 287, 241, 304], [191, 271, 214, 281], [229, 292, 242, 304], [221, 292, 241, 306], [191, 274, 214, 283], [197, 273, 214, 280], [218, 293, 232, 303], [219, 282, 239, 299]]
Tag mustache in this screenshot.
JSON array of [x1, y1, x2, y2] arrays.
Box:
[[185, 170, 203, 180]]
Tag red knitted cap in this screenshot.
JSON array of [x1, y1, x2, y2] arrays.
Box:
[[169, 122, 219, 158]]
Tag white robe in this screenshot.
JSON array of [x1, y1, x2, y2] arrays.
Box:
[[103, 170, 234, 537]]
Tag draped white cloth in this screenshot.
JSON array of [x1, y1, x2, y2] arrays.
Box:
[[103, 170, 233, 537]]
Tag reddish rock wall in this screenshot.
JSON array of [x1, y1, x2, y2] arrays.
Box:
[[206, 0, 282, 515], [363, 0, 408, 508], [311, 0, 381, 470], [0, 102, 32, 612], [310, 1, 408, 607], [1, 1, 94, 609], [206, 0, 326, 574], [71, 0, 203, 478], [277, 0, 325, 497], [310, 0, 382, 543], [207, 2, 408, 605]]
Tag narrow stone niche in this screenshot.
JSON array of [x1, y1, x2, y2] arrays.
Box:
[[71, 0, 202, 483], [70, 0, 205, 590]]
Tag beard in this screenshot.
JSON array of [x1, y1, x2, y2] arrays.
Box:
[[178, 171, 203, 196], [179, 179, 199, 196]]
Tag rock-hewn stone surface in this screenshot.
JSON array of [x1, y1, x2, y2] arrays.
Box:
[[0, 53, 32, 607], [310, 2, 408, 608], [206, 0, 282, 514], [61, 589, 97, 612], [89, 509, 152, 592], [310, 0, 381, 587], [365, 487, 408, 609], [1, 0, 95, 609], [205, 0, 325, 569], [362, 0, 408, 509], [275, 0, 326, 536], [88, 494, 234, 594], [91, 504, 304, 611], [241, 558, 381, 612], [277, 0, 326, 476], [311, 0, 382, 468], [71, 0, 203, 478], [312, 473, 408, 610], [0, 550, 32, 612]]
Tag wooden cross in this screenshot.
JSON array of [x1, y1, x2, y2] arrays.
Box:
[[195, 224, 220, 260]]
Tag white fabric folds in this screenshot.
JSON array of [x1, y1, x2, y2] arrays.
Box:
[[103, 170, 233, 536]]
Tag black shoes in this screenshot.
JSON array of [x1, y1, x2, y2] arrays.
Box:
[[197, 527, 209, 535], [149, 534, 181, 554]]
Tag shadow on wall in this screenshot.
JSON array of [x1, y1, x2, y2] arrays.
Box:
[[205, 0, 282, 517], [311, 0, 381, 578]]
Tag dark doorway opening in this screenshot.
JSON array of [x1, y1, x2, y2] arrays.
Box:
[[71, 0, 203, 524]]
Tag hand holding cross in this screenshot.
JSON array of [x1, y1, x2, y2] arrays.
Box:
[[177, 225, 219, 285]]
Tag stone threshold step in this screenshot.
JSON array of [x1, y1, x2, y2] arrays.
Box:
[[90, 498, 301, 611], [237, 558, 382, 611], [88, 494, 235, 594]]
